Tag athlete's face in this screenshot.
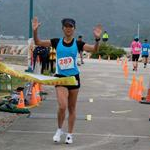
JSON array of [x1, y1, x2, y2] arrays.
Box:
[[62, 24, 75, 37]]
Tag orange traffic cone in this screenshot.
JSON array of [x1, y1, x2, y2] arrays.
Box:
[[139, 76, 145, 92], [146, 89, 150, 102], [99, 55, 101, 61], [38, 83, 44, 95], [140, 77, 150, 104], [140, 89, 150, 104], [123, 61, 128, 78], [121, 59, 124, 66], [135, 76, 144, 101], [39, 84, 42, 92], [35, 83, 41, 103], [124, 67, 128, 79], [29, 86, 38, 106], [128, 75, 136, 99], [132, 80, 138, 100], [124, 57, 127, 63], [123, 60, 127, 71], [17, 91, 25, 108], [108, 55, 110, 61], [117, 57, 120, 65]]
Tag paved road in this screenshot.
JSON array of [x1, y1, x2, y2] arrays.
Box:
[[1, 59, 150, 150]]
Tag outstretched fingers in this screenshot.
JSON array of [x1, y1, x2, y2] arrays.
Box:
[[93, 24, 102, 38], [32, 17, 41, 30]]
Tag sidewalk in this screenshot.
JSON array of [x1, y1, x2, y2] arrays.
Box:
[[0, 59, 150, 150]]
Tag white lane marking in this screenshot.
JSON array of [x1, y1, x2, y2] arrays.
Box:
[[90, 116, 147, 121], [50, 98, 133, 102], [28, 113, 147, 121], [111, 110, 132, 114], [64, 134, 115, 150], [100, 93, 117, 97], [7, 130, 150, 139], [28, 112, 148, 121]]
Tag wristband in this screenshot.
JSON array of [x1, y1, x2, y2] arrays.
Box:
[[95, 38, 101, 42]]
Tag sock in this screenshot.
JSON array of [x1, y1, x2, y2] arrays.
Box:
[[57, 128, 62, 132], [67, 133, 72, 137]]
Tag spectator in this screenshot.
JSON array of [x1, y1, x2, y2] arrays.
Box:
[[49, 47, 56, 74], [102, 31, 109, 42], [27, 38, 34, 71], [77, 35, 85, 65], [33, 46, 49, 74]]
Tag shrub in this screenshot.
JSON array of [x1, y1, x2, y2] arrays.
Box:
[[91, 43, 126, 60]]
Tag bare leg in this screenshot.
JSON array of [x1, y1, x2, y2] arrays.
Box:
[[144, 57, 148, 68], [80, 51, 84, 64], [68, 89, 79, 133], [55, 86, 68, 128], [135, 61, 138, 71], [133, 61, 136, 70]]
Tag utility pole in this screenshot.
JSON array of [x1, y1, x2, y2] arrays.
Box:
[[137, 23, 140, 38], [29, 0, 33, 38], [25, 0, 34, 72]]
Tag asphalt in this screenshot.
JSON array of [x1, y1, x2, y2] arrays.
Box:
[[0, 59, 150, 150]]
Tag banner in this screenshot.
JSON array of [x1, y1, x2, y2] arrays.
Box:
[[0, 62, 77, 86]]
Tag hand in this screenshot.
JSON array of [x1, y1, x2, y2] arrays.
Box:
[[32, 17, 41, 31], [93, 24, 102, 39]]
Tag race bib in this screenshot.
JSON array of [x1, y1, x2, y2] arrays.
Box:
[[143, 48, 148, 52], [58, 57, 74, 70], [135, 47, 141, 51]]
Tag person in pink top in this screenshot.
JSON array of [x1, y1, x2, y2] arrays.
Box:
[[130, 36, 142, 71]]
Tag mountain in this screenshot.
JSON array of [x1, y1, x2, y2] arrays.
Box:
[[0, 0, 150, 46]]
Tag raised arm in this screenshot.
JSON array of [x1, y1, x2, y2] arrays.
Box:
[[83, 24, 102, 52], [32, 17, 51, 47]]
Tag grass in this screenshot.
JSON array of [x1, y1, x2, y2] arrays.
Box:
[[0, 56, 28, 98], [0, 75, 27, 97]]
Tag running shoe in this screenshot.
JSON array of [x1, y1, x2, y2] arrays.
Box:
[[77, 62, 81, 66], [53, 129, 64, 143], [65, 133, 73, 144]]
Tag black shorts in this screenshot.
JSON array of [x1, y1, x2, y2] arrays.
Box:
[[132, 54, 140, 61], [142, 55, 148, 58], [54, 74, 80, 90], [102, 38, 108, 42]]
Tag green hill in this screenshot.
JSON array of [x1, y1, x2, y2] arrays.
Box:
[[0, 0, 150, 46]]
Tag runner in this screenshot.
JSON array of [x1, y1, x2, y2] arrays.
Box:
[[130, 36, 142, 71], [141, 39, 150, 68], [32, 17, 102, 144]]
